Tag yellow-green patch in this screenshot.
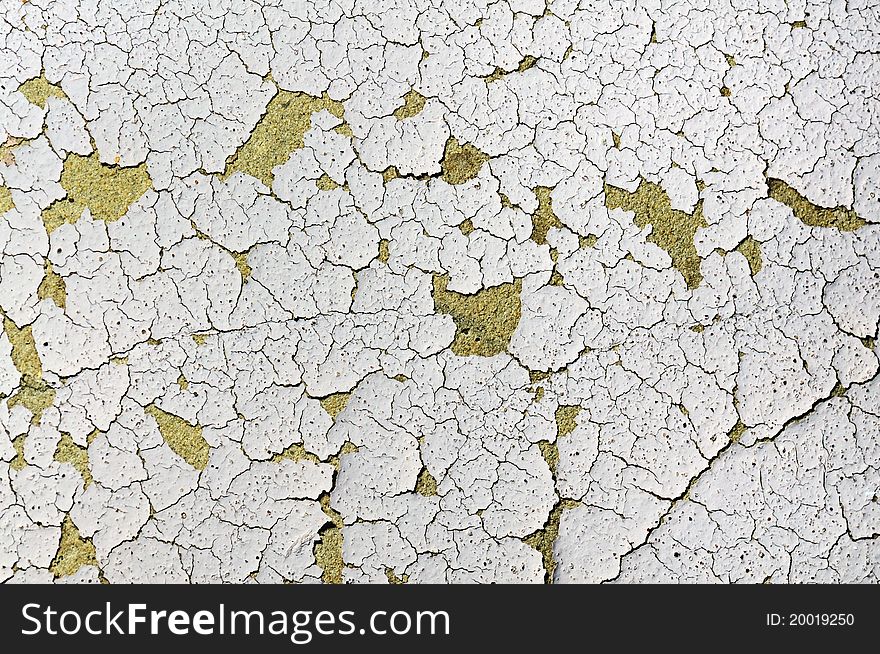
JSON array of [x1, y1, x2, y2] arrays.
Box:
[[385, 568, 409, 584], [523, 499, 580, 583], [767, 178, 865, 231], [10, 434, 27, 471], [222, 91, 346, 188], [18, 74, 66, 108], [50, 515, 98, 578], [37, 261, 66, 308], [320, 392, 351, 420], [3, 317, 55, 423], [735, 236, 763, 276], [273, 443, 322, 466], [433, 275, 521, 357], [232, 251, 252, 280], [393, 90, 426, 120], [377, 239, 390, 263], [728, 420, 746, 443], [54, 432, 92, 487], [0, 186, 14, 214], [530, 186, 562, 245], [605, 180, 707, 288], [381, 166, 400, 183], [611, 131, 621, 149], [537, 440, 559, 476], [145, 404, 209, 470], [579, 234, 598, 248], [440, 138, 489, 185], [314, 494, 345, 584], [556, 405, 580, 439], [415, 468, 438, 496], [42, 154, 152, 232], [315, 173, 339, 191], [485, 55, 539, 83]]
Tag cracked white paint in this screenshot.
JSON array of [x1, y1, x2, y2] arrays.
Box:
[[1, 0, 879, 584]]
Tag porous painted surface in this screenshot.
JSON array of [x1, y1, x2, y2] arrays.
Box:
[[0, 0, 878, 584]]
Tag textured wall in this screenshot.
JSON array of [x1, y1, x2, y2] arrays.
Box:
[[1, 0, 878, 583]]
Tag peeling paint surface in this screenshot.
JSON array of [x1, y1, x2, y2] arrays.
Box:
[[0, 1, 879, 585]]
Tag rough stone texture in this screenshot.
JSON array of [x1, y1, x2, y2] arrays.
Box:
[[0, 1, 878, 584]]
